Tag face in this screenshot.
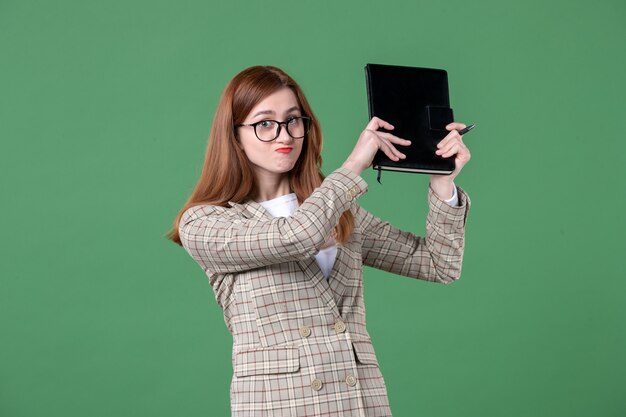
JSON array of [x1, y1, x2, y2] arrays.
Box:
[[237, 87, 304, 180]]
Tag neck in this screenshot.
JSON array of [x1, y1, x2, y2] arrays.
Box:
[[253, 172, 292, 202]]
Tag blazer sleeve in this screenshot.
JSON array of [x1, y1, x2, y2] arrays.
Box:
[[356, 185, 471, 284], [178, 168, 367, 274]]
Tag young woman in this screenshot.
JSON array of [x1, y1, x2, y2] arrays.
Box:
[[168, 65, 471, 417]]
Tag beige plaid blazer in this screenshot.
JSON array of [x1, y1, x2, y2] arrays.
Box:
[[179, 168, 470, 417]]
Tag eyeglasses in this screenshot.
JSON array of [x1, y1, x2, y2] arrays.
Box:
[[236, 116, 310, 142]]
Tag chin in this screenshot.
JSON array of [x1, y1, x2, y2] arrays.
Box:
[[273, 160, 299, 173], [274, 165, 296, 174]]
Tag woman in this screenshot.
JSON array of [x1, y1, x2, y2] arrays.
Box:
[[167, 65, 471, 417]]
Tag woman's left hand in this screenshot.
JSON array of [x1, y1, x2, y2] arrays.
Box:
[[429, 122, 472, 200]]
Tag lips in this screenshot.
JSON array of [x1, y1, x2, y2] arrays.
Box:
[[275, 147, 293, 154]]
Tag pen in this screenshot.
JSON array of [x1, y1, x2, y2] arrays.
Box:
[[457, 124, 475, 136]]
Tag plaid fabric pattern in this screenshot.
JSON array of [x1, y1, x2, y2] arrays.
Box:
[[179, 167, 470, 417]]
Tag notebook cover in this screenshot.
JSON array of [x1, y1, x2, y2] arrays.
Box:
[[365, 63, 455, 175]]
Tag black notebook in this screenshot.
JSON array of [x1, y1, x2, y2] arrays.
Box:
[[365, 63, 455, 177]]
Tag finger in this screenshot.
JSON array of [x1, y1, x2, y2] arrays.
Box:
[[445, 122, 467, 132], [380, 139, 406, 161], [437, 130, 462, 149], [367, 117, 394, 131], [442, 142, 470, 159], [378, 131, 411, 146], [439, 142, 463, 158], [436, 136, 461, 155], [436, 141, 456, 157], [382, 139, 406, 160]]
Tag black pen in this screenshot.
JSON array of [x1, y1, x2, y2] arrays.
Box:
[[457, 124, 476, 135]]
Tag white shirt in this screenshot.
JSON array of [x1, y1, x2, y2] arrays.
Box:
[[258, 186, 459, 279]]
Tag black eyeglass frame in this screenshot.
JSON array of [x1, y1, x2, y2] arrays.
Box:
[[236, 116, 311, 142]]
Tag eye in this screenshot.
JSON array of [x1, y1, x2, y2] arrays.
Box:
[[286, 117, 299, 125], [258, 120, 275, 130]]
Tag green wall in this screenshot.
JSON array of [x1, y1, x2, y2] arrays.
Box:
[[2, 0, 625, 416]]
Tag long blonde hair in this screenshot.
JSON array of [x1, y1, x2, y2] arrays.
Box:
[[166, 66, 354, 246]]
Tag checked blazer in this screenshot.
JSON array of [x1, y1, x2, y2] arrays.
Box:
[[179, 167, 470, 417]]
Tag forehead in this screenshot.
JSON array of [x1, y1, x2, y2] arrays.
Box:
[[247, 87, 300, 119]]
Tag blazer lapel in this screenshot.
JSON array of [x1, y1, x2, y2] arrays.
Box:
[[296, 257, 341, 318], [327, 245, 348, 312]]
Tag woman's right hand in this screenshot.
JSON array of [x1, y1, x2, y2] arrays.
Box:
[[342, 117, 411, 176]]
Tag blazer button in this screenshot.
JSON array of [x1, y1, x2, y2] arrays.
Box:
[[345, 375, 357, 387], [311, 379, 323, 391], [346, 187, 358, 201], [299, 325, 311, 338], [334, 320, 346, 333]]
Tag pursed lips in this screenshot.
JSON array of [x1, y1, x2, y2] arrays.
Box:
[[275, 147, 293, 154]]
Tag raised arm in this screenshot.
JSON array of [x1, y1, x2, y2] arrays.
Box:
[[179, 168, 366, 274], [357, 185, 470, 283]]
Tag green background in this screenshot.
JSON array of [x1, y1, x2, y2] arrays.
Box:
[[2, 0, 625, 416]]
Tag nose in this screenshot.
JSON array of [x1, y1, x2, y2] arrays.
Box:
[[275, 122, 294, 143]]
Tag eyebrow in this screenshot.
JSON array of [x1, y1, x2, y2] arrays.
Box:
[[251, 106, 300, 119]]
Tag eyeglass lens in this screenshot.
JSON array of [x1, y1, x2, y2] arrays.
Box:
[[256, 118, 308, 141]]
